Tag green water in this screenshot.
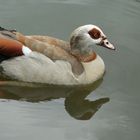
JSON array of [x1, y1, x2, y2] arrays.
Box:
[[0, 0, 140, 140]]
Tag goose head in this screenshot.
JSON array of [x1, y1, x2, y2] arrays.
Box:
[[70, 25, 115, 60]]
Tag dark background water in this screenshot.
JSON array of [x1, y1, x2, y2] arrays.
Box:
[[0, 0, 140, 140]]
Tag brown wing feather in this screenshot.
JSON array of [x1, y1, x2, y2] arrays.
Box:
[[15, 32, 84, 75], [26, 35, 71, 51], [0, 35, 23, 57]]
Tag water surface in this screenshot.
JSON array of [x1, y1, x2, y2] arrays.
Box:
[[0, 0, 140, 140]]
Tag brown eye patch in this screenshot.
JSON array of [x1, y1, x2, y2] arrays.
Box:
[[88, 28, 101, 39]]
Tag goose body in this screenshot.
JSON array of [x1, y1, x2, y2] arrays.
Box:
[[0, 25, 115, 85], [0, 52, 105, 85]]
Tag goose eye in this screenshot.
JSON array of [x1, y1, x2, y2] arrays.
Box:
[[88, 28, 101, 39]]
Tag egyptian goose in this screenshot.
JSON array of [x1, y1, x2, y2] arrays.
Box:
[[0, 25, 115, 85]]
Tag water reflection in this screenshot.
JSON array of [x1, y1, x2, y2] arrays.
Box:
[[0, 80, 109, 120], [135, 0, 140, 2]]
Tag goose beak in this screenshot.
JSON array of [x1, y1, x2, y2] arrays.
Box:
[[97, 37, 116, 50]]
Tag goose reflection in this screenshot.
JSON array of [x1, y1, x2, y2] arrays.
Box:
[[0, 79, 109, 120]]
